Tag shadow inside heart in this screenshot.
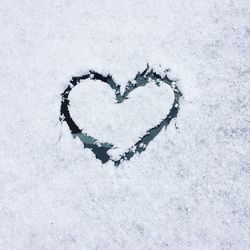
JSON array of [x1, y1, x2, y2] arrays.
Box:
[[60, 65, 182, 166]]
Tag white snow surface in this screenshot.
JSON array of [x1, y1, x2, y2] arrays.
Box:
[[69, 78, 174, 158], [0, 0, 250, 249]]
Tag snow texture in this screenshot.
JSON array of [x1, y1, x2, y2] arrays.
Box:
[[0, 0, 250, 249]]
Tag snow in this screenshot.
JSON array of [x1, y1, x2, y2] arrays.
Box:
[[0, 0, 250, 249], [69, 77, 174, 159]]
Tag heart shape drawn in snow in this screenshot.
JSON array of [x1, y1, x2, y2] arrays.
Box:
[[60, 65, 182, 166]]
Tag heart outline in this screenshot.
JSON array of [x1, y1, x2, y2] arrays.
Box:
[[60, 65, 182, 166]]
